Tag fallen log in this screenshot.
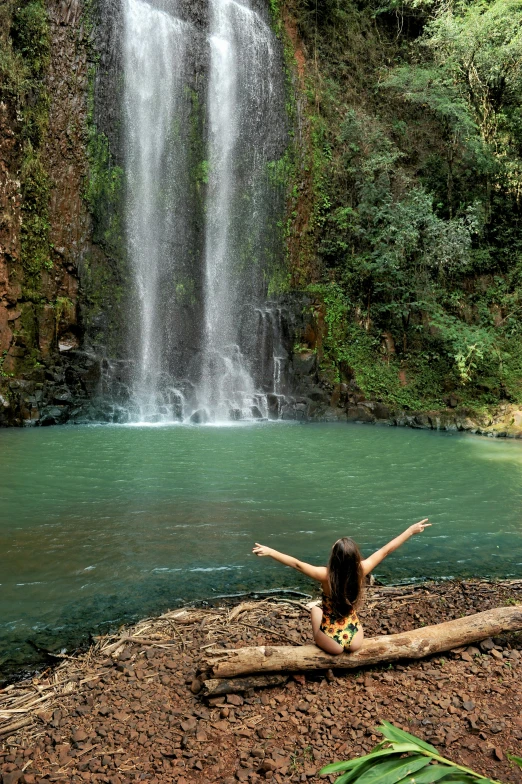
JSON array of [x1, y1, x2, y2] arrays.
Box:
[[205, 606, 522, 678], [202, 674, 288, 697]]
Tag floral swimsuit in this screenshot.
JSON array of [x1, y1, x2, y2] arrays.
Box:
[[320, 592, 360, 650]]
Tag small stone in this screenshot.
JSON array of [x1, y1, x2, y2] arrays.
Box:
[[493, 747, 504, 761], [257, 728, 273, 739], [190, 679, 202, 695], [260, 759, 278, 773], [227, 694, 244, 706], [462, 701, 475, 711], [490, 649, 503, 661], [211, 720, 229, 732], [3, 772, 23, 784], [480, 638, 495, 652], [236, 729, 253, 738]]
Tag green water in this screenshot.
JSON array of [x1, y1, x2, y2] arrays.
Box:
[[1, 422, 521, 678]]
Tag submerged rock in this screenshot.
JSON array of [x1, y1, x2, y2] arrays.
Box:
[[190, 409, 209, 424]]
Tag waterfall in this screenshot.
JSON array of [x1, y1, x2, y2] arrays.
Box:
[[196, 0, 278, 422], [117, 0, 288, 424], [123, 0, 190, 423]]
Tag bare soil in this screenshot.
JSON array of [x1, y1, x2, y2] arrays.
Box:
[[1, 579, 521, 784]]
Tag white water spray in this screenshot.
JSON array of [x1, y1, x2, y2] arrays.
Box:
[[123, 0, 189, 422], [119, 0, 287, 424], [198, 0, 277, 421]]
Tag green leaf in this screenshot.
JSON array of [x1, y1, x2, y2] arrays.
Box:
[[320, 746, 421, 774], [319, 758, 369, 776], [507, 753, 522, 768], [355, 755, 430, 784], [397, 765, 476, 784], [378, 722, 440, 755], [326, 756, 421, 784], [394, 763, 459, 784], [425, 776, 494, 784], [332, 761, 378, 784]]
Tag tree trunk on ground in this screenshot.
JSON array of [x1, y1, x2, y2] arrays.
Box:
[[204, 606, 522, 679], [201, 674, 289, 697]]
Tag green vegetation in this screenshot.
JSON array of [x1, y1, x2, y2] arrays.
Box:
[[284, 0, 522, 411], [320, 720, 516, 783], [0, 0, 52, 286], [81, 42, 128, 354], [85, 67, 124, 256]]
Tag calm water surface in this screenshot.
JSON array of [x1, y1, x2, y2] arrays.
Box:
[[1, 422, 521, 676]]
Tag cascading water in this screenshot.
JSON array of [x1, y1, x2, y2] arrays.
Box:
[[197, 0, 280, 421], [117, 0, 288, 424], [123, 0, 191, 422]]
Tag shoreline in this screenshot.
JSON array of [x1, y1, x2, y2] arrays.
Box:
[[1, 578, 521, 784], [1, 576, 520, 690], [2, 401, 522, 438], [2, 577, 521, 689]]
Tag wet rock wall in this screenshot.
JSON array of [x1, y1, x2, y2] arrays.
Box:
[[0, 0, 290, 426], [0, 0, 101, 426]]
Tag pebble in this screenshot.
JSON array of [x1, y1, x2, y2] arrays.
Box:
[[227, 694, 244, 707]]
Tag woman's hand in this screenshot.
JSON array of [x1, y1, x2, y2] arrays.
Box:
[[252, 543, 273, 557], [408, 518, 431, 535]]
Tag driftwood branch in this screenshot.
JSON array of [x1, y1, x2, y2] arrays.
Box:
[[205, 606, 522, 679], [202, 674, 288, 697]]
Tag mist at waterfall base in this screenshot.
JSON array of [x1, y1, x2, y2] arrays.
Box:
[[1, 423, 522, 679], [118, 0, 288, 425]]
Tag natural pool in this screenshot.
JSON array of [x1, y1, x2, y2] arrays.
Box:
[[1, 422, 521, 679]]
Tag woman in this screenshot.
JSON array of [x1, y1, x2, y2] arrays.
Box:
[[253, 519, 431, 655]]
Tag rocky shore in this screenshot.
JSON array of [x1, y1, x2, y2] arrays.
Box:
[[1, 580, 521, 784]]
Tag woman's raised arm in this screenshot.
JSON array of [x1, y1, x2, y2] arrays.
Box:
[[361, 519, 431, 576], [252, 543, 327, 582]]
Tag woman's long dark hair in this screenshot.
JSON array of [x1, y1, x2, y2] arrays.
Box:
[[327, 537, 364, 619]]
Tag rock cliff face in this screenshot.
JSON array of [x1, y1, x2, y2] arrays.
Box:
[[0, 0, 105, 426], [1, 0, 292, 426]]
